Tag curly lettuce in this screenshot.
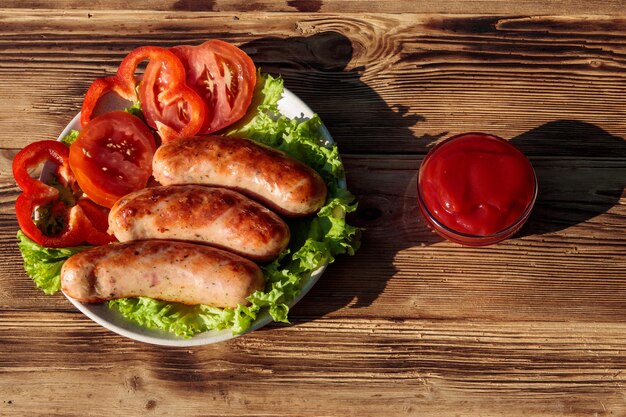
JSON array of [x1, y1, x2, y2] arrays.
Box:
[[16, 231, 91, 295], [60, 129, 80, 146]]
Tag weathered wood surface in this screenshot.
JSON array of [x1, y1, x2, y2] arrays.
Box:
[[1, 11, 626, 155], [1, 7, 625, 417], [4, 1, 626, 14]]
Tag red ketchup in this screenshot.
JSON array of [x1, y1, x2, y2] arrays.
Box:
[[417, 133, 537, 246]]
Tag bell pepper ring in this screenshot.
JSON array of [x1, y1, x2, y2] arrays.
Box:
[[75, 198, 116, 246], [13, 140, 70, 197], [80, 76, 128, 128], [12, 140, 115, 248]]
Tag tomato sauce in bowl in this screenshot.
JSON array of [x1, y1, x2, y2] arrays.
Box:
[[417, 132, 537, 246]]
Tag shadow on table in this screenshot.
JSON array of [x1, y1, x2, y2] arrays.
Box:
[[395, 120, 626, 246], [241, 33, 626, 328], [511, 120, 626, 237], [239, 32, 431, 323]]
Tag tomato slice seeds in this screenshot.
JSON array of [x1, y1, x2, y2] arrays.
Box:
[[69, 111, 157, 208]]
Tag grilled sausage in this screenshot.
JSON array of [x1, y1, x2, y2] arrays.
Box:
[[61, 240, 265, 308], [108, 185, 290, 262], [152, 136, 327, 217]]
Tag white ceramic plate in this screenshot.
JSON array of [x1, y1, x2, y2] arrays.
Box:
[[52, 88, 338, 346]]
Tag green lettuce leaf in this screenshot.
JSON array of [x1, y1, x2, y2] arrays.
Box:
[[16, 231, 92, 295], [60, 130, 80, 146], [106, 73, 362, 337], [124, 100, 145, 121], [107, 298, 239, 338]]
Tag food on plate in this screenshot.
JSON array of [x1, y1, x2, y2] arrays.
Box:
[[16, 231, 91, 295], [109, 185, 290, 262], [61, 240, 265, 308], [12, 140, 114, 247], [69, 111, 157, 208], [134, 47, 208, 142], [170, 40, 257, 134], [153, 135, 328, 217], [417, 132, 537, 246], [80, 40, 257, 143], [81, 46, 207, 143], [15, 44, 361, 339]]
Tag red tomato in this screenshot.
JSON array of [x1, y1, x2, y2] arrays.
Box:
[[69, 111, 157, 208], [128, 46, 207, 142], [82, 46, 207, 143], [170, 40, 256, 133], [139, 57, 207, 142]]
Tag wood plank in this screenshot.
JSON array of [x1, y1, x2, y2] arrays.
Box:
[[0, 11, 625, 154], [301, 154, 626, 324], [3, 1, 626, 15], [2, 313, 626, 416], [1, 8, 626, 416], [2, 155, 624, 322]]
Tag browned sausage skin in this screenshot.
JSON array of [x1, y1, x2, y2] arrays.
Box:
[[152, 136, 327, 217], [108, 185, 290, 262], [61, 240, 265, 308]]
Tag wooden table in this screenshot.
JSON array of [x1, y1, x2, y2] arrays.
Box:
[[1, 2, 625, 416]]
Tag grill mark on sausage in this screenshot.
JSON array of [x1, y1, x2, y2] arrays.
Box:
[[109, 185, 290, 261], [153, 136, 327, 216], [61, 240, 265, 307]]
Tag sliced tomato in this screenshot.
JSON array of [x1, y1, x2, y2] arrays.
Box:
[[120, 46, 207, 142], [69, 111, 157, 208], [171, 40, 256, 134], [81, 46, 206, 143], [139, 56, 207, 142]]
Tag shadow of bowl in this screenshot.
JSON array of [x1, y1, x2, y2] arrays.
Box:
[[511, 120, 626, 236]]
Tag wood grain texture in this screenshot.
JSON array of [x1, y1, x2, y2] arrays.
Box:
[[3, 1, 626, 14], [0, 7, 625, 417], [1, 12, 626, 155], [1, 155, 625, 319], [3, 314, 626, 416]]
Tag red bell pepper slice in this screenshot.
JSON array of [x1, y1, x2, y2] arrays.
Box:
[[12, 140, 115, 248], [80, 46, 206, 142], [79, 76, 129, 128], [13, 140, 69, 196], [76, 199, 116, 246]]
